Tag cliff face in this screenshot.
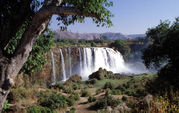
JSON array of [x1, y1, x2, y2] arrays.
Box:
[[55, 30, 130, 40]]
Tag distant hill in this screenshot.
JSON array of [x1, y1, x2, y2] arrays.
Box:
[[127, 34, 146, 39], [55, 30, 131, 40]]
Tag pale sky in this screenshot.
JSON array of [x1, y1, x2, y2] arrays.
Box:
[[49, 0, 179, 34]]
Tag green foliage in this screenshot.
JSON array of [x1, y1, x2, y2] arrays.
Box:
[[69, 92, 80, 101], [96, 88, 102, 95], [81, 89, 90, 97], [142, 17, 179, 87], [38, 91, 67, 109], [103, 82, 114, 90], [94, 95, 121, 109], [52, 83, 65, 90], [109, 39, 130, 58], [21, 28, 54, 75], [67, 97, 75, 106], [88, 96, 96, 103], [110, 89, 121, 95], [27, 106, 55, 113], [2, 100, 10, 113], [69, 107, 76, 113], [122, 96, 127, 101]]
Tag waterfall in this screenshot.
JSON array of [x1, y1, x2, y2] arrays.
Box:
[[60, 49, 67, 81], [68, 48, 72, 76], [78, 48, 82, 75], [51, 47, 144, 82], [50, 51, 56, 84], [80, 47, 131, 80]]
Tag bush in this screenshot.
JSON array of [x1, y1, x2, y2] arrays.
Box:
[[66, 75, 82, 83], [69, 107, 76, 113], [110, 89, 121, 95], [67, 97, 75, 106], [63, 87, 73, 94], [94, 95, 121, 109], [96, 89, 102, 95], [52, 83, 64, 90], [117, 85, 125, 92], [38, 91, 67, 109], [88, 96, 96, 103], [81, 89, 90, 97], [27, 105, 54, 113], [86, 79, 97, 84], [122, 96, 127, 101], [70, 92, 80, 101], [103, 82, 114, 89]]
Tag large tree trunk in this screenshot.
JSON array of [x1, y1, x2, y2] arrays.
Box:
[[0, 0, 100, 111], [0, 6, 52, 112]]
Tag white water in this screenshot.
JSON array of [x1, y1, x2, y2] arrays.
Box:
[[51, 47, 147, 82], [50, 51, 56, 84], [68, 48, 72, 76], [60, 49, 67, 81], [80, 47, 131, 79], [78, 48, 83, 75]]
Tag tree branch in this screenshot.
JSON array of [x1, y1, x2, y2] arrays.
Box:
[[39, 6, 101, 20]]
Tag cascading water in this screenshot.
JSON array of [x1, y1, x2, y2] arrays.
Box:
[[68, 48, 72, 76], [60, 49, 67, 81], [50, 51, 56, 84], [78, 48, 83, 75], [80, 47, 131, 79], [51, 47, 143, 82]]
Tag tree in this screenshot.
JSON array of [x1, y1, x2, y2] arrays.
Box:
[[142, 18, 179, 86], [0, 0, 113, 111], [109, 39, 131, 58]]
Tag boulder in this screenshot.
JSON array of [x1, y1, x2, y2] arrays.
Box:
[[89, 68, 114, 80], [66, 74, 82, 83]]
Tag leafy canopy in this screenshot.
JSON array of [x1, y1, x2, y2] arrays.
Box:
[[142, 17, 179, 68]]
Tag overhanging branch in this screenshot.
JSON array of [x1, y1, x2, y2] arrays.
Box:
[[39, 6, 101, 20]]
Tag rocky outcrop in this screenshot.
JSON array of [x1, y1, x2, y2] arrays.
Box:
[[89, 68, 114, 80]]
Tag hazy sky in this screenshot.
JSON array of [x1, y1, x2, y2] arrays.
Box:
[[49, 0, 179, 34]]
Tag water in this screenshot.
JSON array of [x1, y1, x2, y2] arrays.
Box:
[[51, 47, 146, 82], [50, 51, 56, 84], [60, 49, 67, 81], [68, 48, 72, 76]]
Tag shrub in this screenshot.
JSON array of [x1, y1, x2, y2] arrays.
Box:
[[63, 87, 73, 94], [117, 85, 125, 92], [66, 75, 82, 83], [38, 91, 67, 109], [96, 89, 102, 95], [67, 97, 75, 106], [27, 105, 54, 113], [69, 107, 76, 113], [86, 79, 97, 84], [88, 96, 96, 103], [122, 96, 127, 101], [110, 89, 121, 95], [94, 95, 121, 109], [81, 89, 90, 97], [70, 92, 80, 101], [52, 83, 64, 90], [103, 82, 114, 89]]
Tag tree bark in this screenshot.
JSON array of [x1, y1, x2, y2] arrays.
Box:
[[0, 0, 101, 111]]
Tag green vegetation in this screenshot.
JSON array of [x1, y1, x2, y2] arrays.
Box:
[[38, 91, 67, 109], [109, 39, 131, 58], [143, 18, 179, 91], [93, 95, 121, 109]]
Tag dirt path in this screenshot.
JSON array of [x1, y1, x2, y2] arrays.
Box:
[[75, 97, 96, 113]]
